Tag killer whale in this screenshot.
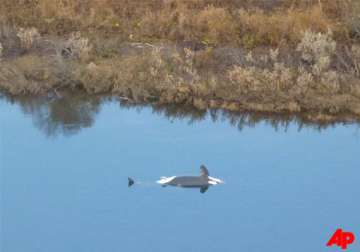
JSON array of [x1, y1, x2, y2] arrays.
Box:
[[128, 165, 223, 193], [156, 165, 223, 193]]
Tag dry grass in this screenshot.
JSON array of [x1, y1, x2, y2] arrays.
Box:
[[0, 53, 75, 94], [0, 0, 358, 46], [0, 42, 3, 58], [0, 55, 50, 94], [238, 6, 331, 47], [1, 29, 360, 118]]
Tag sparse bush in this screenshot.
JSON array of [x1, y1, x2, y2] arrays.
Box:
[[137, 7, 178, 40], [296, 30, 336, 65], [16, 27, 40, 50], [350, 45, 360, 77], [295, 30, 342, 93], [0, 42, 3, 58], [0, 24, 22, 55], [75, 61, 115, 93], [0, 24, 14, 41], [0, 62, 28, 94], [238, 6, 331, 47], [63, 32, 92, 60], [194, 6, 236, 44], [194, 47, 216, 69], [37, 0, 79, 19], [320, 70, 340, 93], [0, 54, 74, 94], [296, 67, 314, 91], [72, 46, 201, 99], [344, 0, 360, 40], [227, 49, 295, 95], [0, 0, 346, 47]]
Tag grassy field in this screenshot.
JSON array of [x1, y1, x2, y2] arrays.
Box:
[[1, 0, 360, 121], [1, 0, 360, 46]]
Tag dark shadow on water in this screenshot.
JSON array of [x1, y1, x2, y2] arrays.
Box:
[[1, 92, 359, 137]]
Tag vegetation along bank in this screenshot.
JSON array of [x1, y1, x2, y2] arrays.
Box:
[[1, 0, 360, 122]]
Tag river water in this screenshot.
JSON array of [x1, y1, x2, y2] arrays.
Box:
[[1, 94, 359, 252]]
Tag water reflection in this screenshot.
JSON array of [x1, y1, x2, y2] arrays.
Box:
[[120, 101, 359, 132], [1, 92, 102, 137], [1, 92, 359, 137]]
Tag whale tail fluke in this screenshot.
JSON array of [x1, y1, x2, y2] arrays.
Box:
[[200, 165, 209, 177], [128, 177, 135, 187]]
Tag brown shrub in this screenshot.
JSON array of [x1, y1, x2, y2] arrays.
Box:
[[344, 0, 360, 40], [0, 55, 55, 94], [0, 54, 77, 94], [0, 0, 354, 47], [238, 6, 332, 47], [193, 6, 236, 44]]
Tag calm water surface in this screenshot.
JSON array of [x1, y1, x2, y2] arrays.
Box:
[[1, 94, 359, 252]]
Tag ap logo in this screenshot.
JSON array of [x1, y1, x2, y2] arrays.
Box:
[[327, 229, 355, 250]]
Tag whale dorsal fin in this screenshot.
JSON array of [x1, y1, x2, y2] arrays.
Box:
[[200, 165, 209, 177]]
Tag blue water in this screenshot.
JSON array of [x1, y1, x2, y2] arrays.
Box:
[[1, 96, 359, 252]]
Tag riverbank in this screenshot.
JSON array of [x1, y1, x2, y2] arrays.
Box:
[[1, 1, 360, 122]]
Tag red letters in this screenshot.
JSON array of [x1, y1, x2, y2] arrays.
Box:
[[327, 229, 355, 250]]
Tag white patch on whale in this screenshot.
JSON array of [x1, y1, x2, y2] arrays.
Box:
[[208, 176, 224, 184], [157, 176, 176, 184]]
